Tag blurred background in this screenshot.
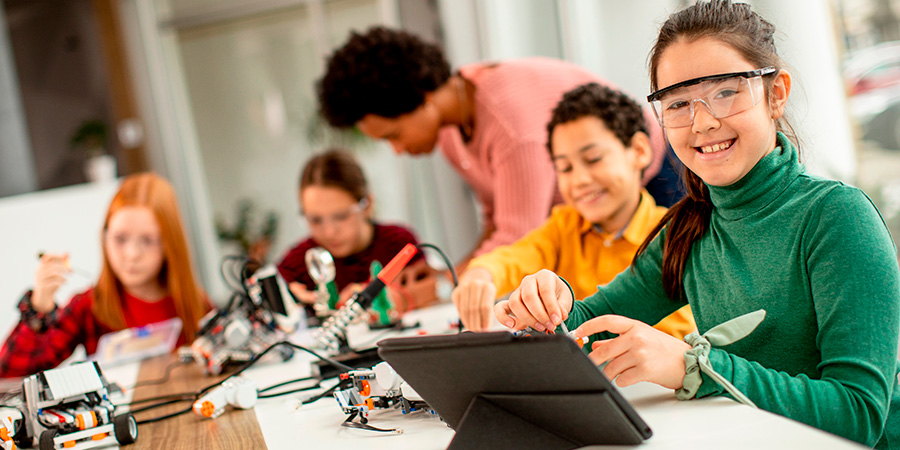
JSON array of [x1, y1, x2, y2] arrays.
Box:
[[0, 0, 898, 311]]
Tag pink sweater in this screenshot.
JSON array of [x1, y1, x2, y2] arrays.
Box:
[[437, 58, 665, 256]]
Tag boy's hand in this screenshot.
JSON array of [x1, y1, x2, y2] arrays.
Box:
[[493, 269, 573, 332], [575, 315, 690, 389], [32, 253, 70, 314], [451, 267, 496, 331]]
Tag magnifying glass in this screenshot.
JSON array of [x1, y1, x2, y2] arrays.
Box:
[[305, 247, 335, 285]]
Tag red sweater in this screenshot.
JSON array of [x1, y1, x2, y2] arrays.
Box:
[[277, 223, 422, 292], [0, 288, 179, 378]]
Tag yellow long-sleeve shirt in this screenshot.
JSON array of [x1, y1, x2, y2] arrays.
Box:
[[469, 190, 695, 339]]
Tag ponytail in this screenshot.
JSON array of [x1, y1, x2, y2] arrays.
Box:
[[635, 166, 712, 300]]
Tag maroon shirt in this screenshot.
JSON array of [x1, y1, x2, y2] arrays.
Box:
[[277, 223, 422, 292], [0, 288, 179, 378]]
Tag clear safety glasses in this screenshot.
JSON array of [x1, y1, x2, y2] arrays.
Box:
[[301, 197, 369, 230], [647, 67, 777, 129]]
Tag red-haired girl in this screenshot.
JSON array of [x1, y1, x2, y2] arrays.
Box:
[[0, 173, 209, 377]]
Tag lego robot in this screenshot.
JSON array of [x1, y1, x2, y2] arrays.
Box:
[[189, 264, 299, 375], [333, 362, 436, 421], [19, 362, 137, 450]]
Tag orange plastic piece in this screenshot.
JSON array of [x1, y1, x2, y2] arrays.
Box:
[[364, 398, 374, 411], [200, 400, 216, 417], [75, 414, 84, 431], [359, 380, 371, 397], [63, 441, 76, 448], [377, 244, 417, 285], [0, 428, 9, 440], [93, 433, 107, 441]]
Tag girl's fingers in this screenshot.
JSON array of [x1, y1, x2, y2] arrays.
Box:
[[610, 366, 643, 388], [574, 314, 638, 339], [589, 336, 630, 365], [598, 350, 638, 381]]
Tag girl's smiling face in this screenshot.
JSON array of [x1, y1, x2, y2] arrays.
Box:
[[655, 37, 790, 187]]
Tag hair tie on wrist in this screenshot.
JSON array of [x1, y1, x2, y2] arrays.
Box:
[[676, 309, 766, 407]]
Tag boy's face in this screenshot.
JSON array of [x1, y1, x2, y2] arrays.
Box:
[[357, 102, 441, 156], [551, 116, 651, 230]]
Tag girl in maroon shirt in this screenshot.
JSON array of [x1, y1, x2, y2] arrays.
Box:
[[0, 173, 209, 377], [277, 149, 432, 309]]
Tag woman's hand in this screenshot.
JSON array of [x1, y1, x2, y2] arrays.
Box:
[[493, 269, 573, 332], [288, 282, 319, 305], [451, 267, 497, 331], [32, 253, 69, 314], [574, 315, 691, 389]]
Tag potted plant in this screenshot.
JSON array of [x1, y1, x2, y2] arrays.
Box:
[[215, 199, 280, 262], [70, 119, 117, 182]]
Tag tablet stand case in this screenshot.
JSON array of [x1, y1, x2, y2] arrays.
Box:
[[449, 392, 644, 450], [377, 332, 652, 450]]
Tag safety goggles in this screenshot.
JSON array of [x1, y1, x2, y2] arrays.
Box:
[[301, 197, 369, 229], [647, 67, 777, 129]]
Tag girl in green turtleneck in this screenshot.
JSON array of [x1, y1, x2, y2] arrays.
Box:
[[493, 1, 900, 448]]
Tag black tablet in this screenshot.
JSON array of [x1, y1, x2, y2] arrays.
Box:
[[378, 331, 652, 450]]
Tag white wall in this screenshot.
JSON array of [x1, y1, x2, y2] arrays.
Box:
[[751, 0, 857, 182], [557, 0, 680, 104], [0, 181, 119, 340]]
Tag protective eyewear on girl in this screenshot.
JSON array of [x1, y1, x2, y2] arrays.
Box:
[[301, 197, 369, 229], [647, 67, 777, 129]]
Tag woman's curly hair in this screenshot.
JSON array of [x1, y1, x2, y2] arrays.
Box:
[[316, 26, 451, 127], [545, 83, 648, 154]]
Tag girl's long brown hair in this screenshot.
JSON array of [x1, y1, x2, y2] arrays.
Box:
[[93, 173, 207, 341], [636, 0, 797, 301]]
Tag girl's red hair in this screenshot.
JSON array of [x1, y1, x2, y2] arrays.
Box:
[[93, 173, 207, 341]]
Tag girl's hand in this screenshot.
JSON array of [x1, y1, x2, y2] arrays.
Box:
[[32, 253, 70, 314], [493, 269, 573, 332], [339, 282, 366, 305], [574, 315, 691, 389], [451, 267, 497, 331], [288, 282, 319, 305]]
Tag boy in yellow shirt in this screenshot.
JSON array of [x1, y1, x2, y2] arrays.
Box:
[[451, 83, 694, 337]]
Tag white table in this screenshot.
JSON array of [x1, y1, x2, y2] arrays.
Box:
[[97, 302, 865, 449]]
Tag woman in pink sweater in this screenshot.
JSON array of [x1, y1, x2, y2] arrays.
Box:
[[317, 27, 678, 264]]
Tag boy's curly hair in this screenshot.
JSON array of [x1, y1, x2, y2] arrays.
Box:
[[316, 26, 451, 127], [546, 83, 647, 154]]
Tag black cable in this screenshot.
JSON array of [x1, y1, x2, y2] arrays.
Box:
[[417, 243, 458, 287], [341, 409, 402, 434], [136, 405, 194, 425], [129, 397, 195, 415], [198, 341, 352, 396], [257, 383, 321, 399], [301, 383, 339, 405], [126, 360, 187, 391], [258, 376, 316, 394], [416, 243, 465, 333], [117, 340, 352, 422], [350, 320, 421, 351], [196, 292, 243, 338], [124, 392, 197, 407]]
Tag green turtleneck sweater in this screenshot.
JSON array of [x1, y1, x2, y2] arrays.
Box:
[[568, 133, 900, 448]]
